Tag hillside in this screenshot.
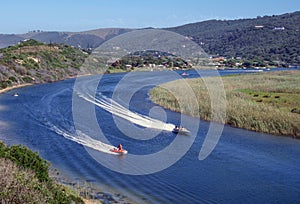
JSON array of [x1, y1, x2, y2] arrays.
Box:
[[0, 141, 83, 203], [0, 28, 131, 49], [0, 12, 299, 67], [0, 39, 192, 90], [109, 50, 191, 71], [0, 39, 88, 89], [166, 11, 300, 66]]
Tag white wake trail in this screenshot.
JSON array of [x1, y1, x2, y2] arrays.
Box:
[[78, 92, 175, 132], [53, 92, 175, 154], [50, 125, 118, 155]]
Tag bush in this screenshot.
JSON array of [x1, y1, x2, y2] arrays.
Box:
[[0, 81, 8, 89], [5, 145, 50, 182], [0, 141, 6, 157], [0, 141, 84, 203], [8, 76, 17, 82], [22, 76, 34, 83], [0, 158, 48, 204]]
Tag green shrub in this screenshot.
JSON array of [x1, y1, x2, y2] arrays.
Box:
[[0, 81, 8, 89], [0, 142, 84, 203], [4, 145, 50, 182], [0, 141, 6, 157], [8, 76, 17, 82], [22, 76, 34, 83]]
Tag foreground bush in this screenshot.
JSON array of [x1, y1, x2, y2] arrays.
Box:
[[0, 142, 83, 204]]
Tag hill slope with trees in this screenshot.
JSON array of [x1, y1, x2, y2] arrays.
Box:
[[0, 28, 131, 49], [166, 11, 300, 66], [0, 12, 299, 69]]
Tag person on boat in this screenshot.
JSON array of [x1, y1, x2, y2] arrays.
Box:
[[117, 144, 123, 151], [175, 125, 184, 131]]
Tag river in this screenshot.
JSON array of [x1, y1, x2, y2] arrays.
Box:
[[0, 69, 299, 203]]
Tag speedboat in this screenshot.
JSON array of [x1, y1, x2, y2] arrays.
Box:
[[110, 148, 128, 154], [172, 127, 190, 135]]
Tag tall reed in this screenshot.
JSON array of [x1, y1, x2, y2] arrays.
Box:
[[150, 70, 300, 138]]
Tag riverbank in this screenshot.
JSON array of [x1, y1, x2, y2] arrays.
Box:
[[49, 168, 137, 204], [150, 70, 300, 138], [0, 72, 93, 95], [0, 77, 134, 204], [0, 83, 32, 94], [0, 80, 137, 204], [0, 139, 136, 204]]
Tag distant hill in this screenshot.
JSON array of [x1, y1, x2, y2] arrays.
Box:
[[109, 50, 191, 71], [166, 11, 300, 66], [0, 28, 131, 49], [0, 11, 299, 66]]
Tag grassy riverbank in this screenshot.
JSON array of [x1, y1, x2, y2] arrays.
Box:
[[150, 70, 300, 138]]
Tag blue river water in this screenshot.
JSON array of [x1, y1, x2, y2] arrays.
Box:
[[0, 69, 300, 203]]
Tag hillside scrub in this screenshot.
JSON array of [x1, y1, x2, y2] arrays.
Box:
[[0, 39, 88, 89], [150, 70, 300, 138], [0, 141, 84, 203]]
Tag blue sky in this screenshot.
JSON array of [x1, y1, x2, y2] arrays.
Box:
[[1, 0, 299, 34]]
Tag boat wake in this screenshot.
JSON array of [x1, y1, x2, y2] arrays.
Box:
[[50, 125, 119, 155], [44, 90, 176, 155], [76, 92, 175, 132]]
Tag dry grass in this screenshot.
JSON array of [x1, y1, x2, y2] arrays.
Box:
[[10, 45, 61, 54], [150, 70, 300, 138], [0, 158, 48, 203]]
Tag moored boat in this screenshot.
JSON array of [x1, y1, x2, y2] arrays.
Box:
[[181, 72, 189, 76]]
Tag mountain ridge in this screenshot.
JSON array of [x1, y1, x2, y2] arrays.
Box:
[[165, 11, 300, 66], [0, 28, 132, 49], [0, 11, 299, 66]]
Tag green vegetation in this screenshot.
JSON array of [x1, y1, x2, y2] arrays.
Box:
[[150, 70, 300, 137], [109, 50, 191, 71], [0, 141, 84, 203], [167, 11, 300, 67], [239, 89, 300, 112], [0, 141, 135, 203], [1, 12, 299, 68], [0, 39, 88, 90]]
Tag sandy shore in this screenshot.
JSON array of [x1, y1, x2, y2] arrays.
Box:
[[0, 83, 32, 94], [0, 73, 92, 95]]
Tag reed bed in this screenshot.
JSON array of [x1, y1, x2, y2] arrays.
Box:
[[150, 70, 300, 138]]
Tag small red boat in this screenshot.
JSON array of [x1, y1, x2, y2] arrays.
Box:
[[110, 148, 128, 154]]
